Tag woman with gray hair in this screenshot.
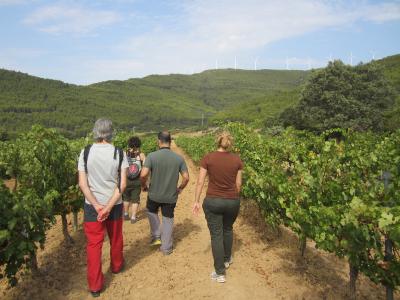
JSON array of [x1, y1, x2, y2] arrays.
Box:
[[78, 119, 129, 297], [92, 118, 114, 142]]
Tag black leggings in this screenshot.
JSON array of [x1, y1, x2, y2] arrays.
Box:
[[146, 198, 176, 218]]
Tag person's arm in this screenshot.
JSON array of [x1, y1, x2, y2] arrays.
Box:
[[140, 167, 150, 191], [97, 167, 127, 221], [78, 171, 104, 213], [177, 170, 189, 194], [193, 167, 207, 215], [236, 170, 242, 193], [140, 152, 146, 164]]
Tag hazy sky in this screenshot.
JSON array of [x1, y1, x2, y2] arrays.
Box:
[[1, 0, 399, 84]]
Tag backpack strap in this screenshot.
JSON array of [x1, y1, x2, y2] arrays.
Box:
[[114, 147, 124, 193], [83, 144, 92, 174], [137, 153, 143, 166], [85, 145, 123, 193]]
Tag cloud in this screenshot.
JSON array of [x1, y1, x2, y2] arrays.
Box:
[[107, 1, 398, 73], [82, 58, 145, 84], [359, 2, 400, 23], [12, 0, 399, 83], [181, 0, 400, 53], [23, 3, 122, 35], [0, 47, 50, 79], [183, 0, 339, 52], [0, 0, 28, 5], [0, 47, 47, 58]]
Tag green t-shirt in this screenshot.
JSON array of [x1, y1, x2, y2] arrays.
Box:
[[144, 148, 188, 203]]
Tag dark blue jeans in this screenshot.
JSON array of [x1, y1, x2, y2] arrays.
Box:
[[203, 197, 240, 275]]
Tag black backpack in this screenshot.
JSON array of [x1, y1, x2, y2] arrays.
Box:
[[83, 144, 124, 193]]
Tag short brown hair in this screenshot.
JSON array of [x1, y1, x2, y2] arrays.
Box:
[[216, 131, 233, 150], [158, 131, 171, 144]]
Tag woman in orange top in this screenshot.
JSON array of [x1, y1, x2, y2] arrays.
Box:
[[193, 132, 243, 283]]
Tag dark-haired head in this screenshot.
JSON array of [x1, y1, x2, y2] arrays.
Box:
[[128, 136, 141, 149], [158, 131, 171, 145]]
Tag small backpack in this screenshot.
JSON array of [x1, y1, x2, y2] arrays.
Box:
[[127, 151, 142, 180], [83, 144, 124, 192]]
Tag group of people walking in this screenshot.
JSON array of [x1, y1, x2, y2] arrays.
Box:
[[78, 119, 243, 297]]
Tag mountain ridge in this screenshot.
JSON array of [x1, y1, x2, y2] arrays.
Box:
[[0, 54, 399, 138]]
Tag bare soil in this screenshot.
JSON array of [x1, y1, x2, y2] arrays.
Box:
[[1, 143, 398, 300]]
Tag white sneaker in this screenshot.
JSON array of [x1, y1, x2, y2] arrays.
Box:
[[211, 271, 226, 283], [224, 257, 233, 269]]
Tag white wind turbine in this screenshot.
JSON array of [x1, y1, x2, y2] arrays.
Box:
[[350, 52, 354, 66], [327, 53, 333, 63], [370, 50, 377, 60], [235, 56, 237, 70], [285, 57, 290, 70], [254, 57, 258, 71], [307, 57, 312, 70], [215, 59, 219, 70]]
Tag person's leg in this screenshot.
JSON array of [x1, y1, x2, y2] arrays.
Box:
[[146, 198, 161, 240], [203, 198, 225, 275], [84, 204, 106, 292], [131, 203, 139, 220], [123, 201, 130, 220], [130, 180, 141, 221], [123, 186, 133, 220], [222, 199, 240, 263], [160, 202, 176, 254], [105, 204, 124, 273]]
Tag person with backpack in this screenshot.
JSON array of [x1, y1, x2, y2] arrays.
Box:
[[192, 131, 243, 283], [77, 119, 128, 298], [123, 136, 145, 223], [140, 131, 189, 255]]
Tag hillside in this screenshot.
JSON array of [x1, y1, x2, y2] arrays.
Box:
[[380, 54, 400, 91], [379, 54, 400, 130], [213, 54, 400, 127], [0, 54, 399, 138], [0, 68, 309, 138]]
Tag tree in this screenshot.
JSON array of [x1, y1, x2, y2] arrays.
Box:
[[280, 60, 396, 132]]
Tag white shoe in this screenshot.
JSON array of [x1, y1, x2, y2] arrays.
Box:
[[211, 271, 226, 283], [224, 257, 233, 269]]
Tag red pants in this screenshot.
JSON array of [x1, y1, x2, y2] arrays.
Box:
[[84, 217, 123, 291]]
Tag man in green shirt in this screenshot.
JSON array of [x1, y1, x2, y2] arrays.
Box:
[[140, 131, 189, 255]]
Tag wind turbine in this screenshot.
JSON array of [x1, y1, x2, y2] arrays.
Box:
[[215, 59, 218, 70], [370, 50, 376, 60], [254, 57, 258, 71], [350, 52, 354, 66], [327, 53, 333, 64], [326, 54, 333, 66], [307, 57, 312, 70], [285, 57, 290, 70], [235, 56, 237, 70]]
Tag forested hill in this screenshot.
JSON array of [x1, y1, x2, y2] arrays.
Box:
[[378, 54, 400, 130], [0, 54, 399, 138], [0, 67, 309, 137]]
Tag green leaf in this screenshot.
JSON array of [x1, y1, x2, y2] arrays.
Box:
[[8, 218, 17, 230], [0, 230, 10, 242], [378, 212, 394, 228]]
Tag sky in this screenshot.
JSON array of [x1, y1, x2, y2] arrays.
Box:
[[0, 0, 399, 85]]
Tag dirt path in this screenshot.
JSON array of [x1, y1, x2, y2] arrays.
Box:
[[1, 143, 396, 300]]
